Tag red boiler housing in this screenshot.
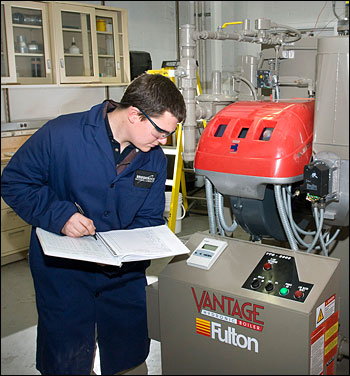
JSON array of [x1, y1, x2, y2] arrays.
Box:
[[194, 100, 315, 180]]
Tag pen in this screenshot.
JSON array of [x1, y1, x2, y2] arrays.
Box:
[[74, 202, 98, 240]]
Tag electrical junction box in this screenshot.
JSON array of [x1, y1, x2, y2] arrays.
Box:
[[257, 69, 272, 88], [146, 232, 341, 375], [303, 162, 330, 197]]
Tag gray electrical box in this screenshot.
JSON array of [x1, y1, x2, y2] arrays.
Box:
[[146, 232, 340, 375]]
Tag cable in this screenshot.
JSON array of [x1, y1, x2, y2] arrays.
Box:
[[274, 185, 299, 251], [216, 191, 238, 233], [332, 0, 343, 20], [312, 206, 328, 256], [314, 11, 347, 36], [313, 1, 328, 31], [205, 177, 217, 234], [214, 189, 225, 236]]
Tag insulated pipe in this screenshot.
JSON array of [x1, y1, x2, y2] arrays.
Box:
[[192, 29, 257, 43], [179, 24, 199, 162]]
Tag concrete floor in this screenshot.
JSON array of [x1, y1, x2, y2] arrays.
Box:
[[1, 211, 349, 375]]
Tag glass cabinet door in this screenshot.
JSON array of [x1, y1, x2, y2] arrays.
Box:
[[2, 1, 52, 84], [54, 3, 98, 83], [2, 3, 16, 82], [95, 10, 123, 84]]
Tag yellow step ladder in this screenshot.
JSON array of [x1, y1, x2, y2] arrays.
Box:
[[163, 123, 188, 233], [147, 67, 205, 233]]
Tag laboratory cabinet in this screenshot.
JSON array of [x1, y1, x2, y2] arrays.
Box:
[[1, 133, 35, 265], [1, 1, 52, 84], [1, 1, 130, 86]]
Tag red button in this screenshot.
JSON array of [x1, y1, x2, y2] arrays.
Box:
[[263, 262, 272, 271], [294, 290, 304, 299]]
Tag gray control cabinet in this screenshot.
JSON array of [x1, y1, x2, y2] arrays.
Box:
[[146, 232, 340, 375]]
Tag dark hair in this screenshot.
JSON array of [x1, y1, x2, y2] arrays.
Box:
[[120, 73, 186, 123]]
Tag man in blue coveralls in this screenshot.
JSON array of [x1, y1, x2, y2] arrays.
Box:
[[1, 73, 186, 375]]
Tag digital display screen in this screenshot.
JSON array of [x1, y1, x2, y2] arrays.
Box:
[[202, 244, 218, 251]]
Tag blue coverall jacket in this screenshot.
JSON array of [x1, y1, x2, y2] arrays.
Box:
[[1, 100, 167, 375]]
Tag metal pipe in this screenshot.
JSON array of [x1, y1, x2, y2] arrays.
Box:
[[175, 1, 180, 61], [194, 2, 200, 66], [192, 29, 255, 42], [212, 71, 222, 94], [3, 88, 11, 123], [270, 22, 301, 43], [233, 75, 258, 100], [179, 24, 199, 162], [201, 1, 207, 92]]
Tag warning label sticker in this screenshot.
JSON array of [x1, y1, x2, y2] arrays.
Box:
[[316, 294, 335, 328], [310, 299, 338, 375]]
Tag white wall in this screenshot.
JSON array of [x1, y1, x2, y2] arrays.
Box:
[[1, 1, 346, 123]]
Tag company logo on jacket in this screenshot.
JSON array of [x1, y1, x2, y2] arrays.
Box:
[[134, 169, 158, 188]]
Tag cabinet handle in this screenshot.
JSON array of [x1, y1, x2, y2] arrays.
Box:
[[8, 229, 25, 236], [47, 59, 51, 70], [6, 210, 16, 215], [60, 58, 65, 68]]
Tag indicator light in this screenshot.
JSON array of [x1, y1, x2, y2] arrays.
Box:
[[279, 287, 289, 296], [294, 290, 304, 299], [263, 262, 272, 271]]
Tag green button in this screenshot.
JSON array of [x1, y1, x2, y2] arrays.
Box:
[[280, 287, 289, 296]]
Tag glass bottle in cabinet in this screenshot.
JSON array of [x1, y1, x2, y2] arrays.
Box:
[[2, 1, 52, 84]]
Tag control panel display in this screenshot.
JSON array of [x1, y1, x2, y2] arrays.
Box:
[[242, 251, 313, 302], [186, 238, 227, 270]]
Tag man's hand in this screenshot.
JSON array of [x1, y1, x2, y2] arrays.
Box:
[[61, 213, 96, 238]]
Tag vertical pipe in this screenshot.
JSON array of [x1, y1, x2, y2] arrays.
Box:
[[201, 1, 207, 92], [194, 2, 200, 66], [3, 88, 11, 123], [175, 1, 180, 61], [212, 71, 222, 94], [179, 24, 198, 162]]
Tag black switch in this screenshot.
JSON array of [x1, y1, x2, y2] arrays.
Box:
[[265, 282, 274, 292], [251, 279, 261, 289]]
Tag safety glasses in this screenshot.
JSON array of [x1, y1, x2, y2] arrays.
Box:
[[135, 106, 177, 139]]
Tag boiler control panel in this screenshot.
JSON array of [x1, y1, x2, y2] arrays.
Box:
[[242, 251, 313, 302]]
